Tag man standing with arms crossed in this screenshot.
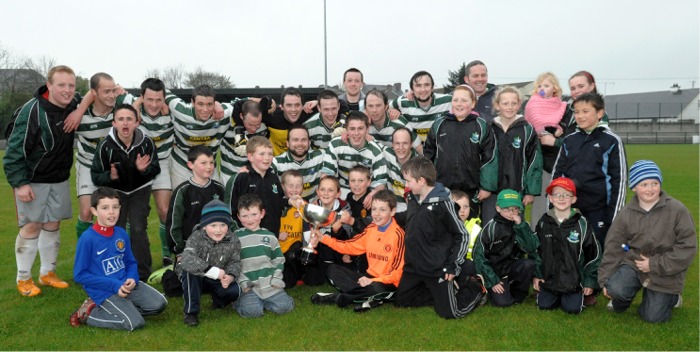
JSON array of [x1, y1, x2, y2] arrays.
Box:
[[4, 65, 80, 296]]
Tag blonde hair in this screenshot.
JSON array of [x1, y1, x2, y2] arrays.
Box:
[[246, 135, 273, 154], [47, 65, 75, 83], [492, 86, 522, 114], [531, 72, 563, 97]]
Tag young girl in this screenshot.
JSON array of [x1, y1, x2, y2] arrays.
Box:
[[423, 84, 497, 218], [524, 72, 567, 137], [481, 87, 542, 224]]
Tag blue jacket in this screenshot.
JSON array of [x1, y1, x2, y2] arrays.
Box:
[[552, 125, 626, 223]]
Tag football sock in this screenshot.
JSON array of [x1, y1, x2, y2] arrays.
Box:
[[16, 234, 38, 282], [38, 229, 60, 275]]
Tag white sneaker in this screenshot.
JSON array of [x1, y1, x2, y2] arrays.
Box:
[[674, 294, 682, 308], [606, 300, 615, 312]]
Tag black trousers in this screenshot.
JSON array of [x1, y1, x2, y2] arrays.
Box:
[[488, 258, 534, 307], [116, 186, 152, 281], [326, 264, 395, 307], [395, 261, 484, 319]]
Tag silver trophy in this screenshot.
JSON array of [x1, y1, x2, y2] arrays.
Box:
[[298, 202, 341, 265]]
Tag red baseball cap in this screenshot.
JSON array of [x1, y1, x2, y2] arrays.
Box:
[[546, 177, 576, 196]]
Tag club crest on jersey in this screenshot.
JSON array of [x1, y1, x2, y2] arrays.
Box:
[[262, 236, 270, 244], [360, 159, 371, 167], [512, 137, 522, 149], [272, 184, 279, 194], [470, 132, 480, 144], [567, 231, 580, 243], [384, 244, 392, 252], [115, 239, 126, 252]]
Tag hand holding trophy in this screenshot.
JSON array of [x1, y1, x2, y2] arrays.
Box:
[[289, 196, 343, 265]]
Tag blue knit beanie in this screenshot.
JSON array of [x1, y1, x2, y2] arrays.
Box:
[[200, 200, 232, 227], [629, 160, 662, 189]]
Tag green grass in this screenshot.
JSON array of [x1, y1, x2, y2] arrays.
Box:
[[0, 145, 698, 350]]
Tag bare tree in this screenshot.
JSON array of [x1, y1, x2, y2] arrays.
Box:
[[28, 55, 57, 79], [162, 65, 185, 89], [144, 68, 162, 80], [184, 67, 235, 89]]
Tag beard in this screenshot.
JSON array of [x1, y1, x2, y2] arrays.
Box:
[[289, 147, 308, 159]]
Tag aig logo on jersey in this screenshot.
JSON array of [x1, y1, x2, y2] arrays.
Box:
[[102, 254, 125, 276]]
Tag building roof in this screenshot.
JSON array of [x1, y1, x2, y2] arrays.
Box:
[[604, 88, 699, 119]]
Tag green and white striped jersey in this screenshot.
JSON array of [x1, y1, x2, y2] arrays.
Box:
[[322, 137, 388, 191], [220, 123, 269, 177], [272, 149, 326, 200], [303, 112, 345, 150], [390, 93, 452, 142], [137, 107, 174, 160], [165, 93, 233, 168], [383, 147, 418, 211], [368, 112, 422, 149], [75, 94, 134, 167]]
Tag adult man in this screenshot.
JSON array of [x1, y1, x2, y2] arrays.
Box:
[[304, 90, 346, 150], [220, 100, 269, 185], [383, 127, 419, 212], [68, 73, 134, 238], [166, 85, 233, 187], [322, 111, 387, 200], [134, 78, 175, 266], [262, 88, 317, 156], [389, 71, 451, 144], [364, 89, 422, 154], [272, 125, 326, 200], [464, 60, 497, 122], [338, 68, 365, 111], [4, 65, 80, 296]]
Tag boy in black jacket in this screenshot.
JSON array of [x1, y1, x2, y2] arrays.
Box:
[[393, 156, 486, 319], [91, 104, 160, 280], [532, 177, 600, 314], [474, 189, 539, 307]]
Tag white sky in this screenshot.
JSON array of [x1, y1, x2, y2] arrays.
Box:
[[1, 0, 698, 95]]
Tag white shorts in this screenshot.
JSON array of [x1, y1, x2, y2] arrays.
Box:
[[170, 161, 221, 189], [76, 162, 97, 197], [15, 181, 72, 227], [151, 157, 172, 191]]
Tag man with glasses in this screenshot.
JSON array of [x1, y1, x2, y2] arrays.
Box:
[[473, 189, 540, 307]]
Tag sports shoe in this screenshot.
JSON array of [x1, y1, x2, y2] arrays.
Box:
[[69, 298, 95, 327], [184, 313, 199, 327], [606, 300, 616, 312], [162, 256, 174, 267], [17, 278, 41, 297], [674, 294, 683, 308], [583, 294, 597, 307], [476, 274, 488, 307], [353, 300, 382, 313], [310, 292, 339, 305], [38, 272, 69, 289]]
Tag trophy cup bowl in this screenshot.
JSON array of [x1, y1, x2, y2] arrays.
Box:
[[298, 203, 340, 265]]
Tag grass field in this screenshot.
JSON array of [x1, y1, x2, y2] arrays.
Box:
[[0, 145, 698, 350]]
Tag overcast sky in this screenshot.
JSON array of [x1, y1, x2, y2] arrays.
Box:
[[1, 0, 698, 95]]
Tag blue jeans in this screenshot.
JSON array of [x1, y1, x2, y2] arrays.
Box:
[[234, 290, 294, 318], [605, 264, 679, 323], [537, 288, 584, 314]]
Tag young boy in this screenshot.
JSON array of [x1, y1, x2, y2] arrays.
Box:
[[532, 177, 600, 314], [451, 190, 481, 260], [91, 104, 160, 280], [225, 136, 286, 237], [71, 188, 167, 330], [308, 190, 405, 313], [344, 165, 374, 273], [278, 170, 305, 288], [474, 189, 539, 307], [166, 145, 225, 258], [393, 156, 486, 319], [598, 161, 696, 323], [178, 200, 242, 327], [552, 92, 627, 252], [234, 194, 295, 318]]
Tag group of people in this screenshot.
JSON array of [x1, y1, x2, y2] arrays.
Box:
[[3, 62, 695, 330]]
